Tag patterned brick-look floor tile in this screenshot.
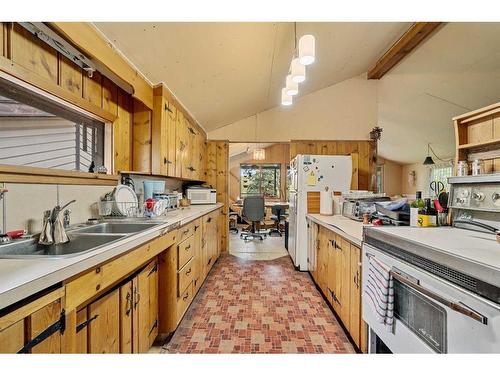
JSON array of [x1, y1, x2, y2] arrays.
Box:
[[162, 254, 355, 354]]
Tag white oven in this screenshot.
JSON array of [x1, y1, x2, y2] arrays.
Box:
[[362, 243, 500, 353], [186, 187, 217, 205]]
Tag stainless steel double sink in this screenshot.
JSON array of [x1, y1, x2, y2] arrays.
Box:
[[0, 221, 163, 259]]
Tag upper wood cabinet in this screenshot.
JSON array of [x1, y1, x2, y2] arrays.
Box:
[[152, 84, 207, 181]]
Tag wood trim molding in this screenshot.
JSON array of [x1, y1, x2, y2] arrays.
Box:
[[0, 56, 117, 123], [0, 164, 119, 186], [49, 23, 154, 110], [367, 22, 443, 80]]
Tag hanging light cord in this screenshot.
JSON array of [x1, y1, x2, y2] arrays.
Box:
[[428, 143, 452, 163]]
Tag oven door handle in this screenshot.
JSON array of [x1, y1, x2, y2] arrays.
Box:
[[391, 272, 488, 325]]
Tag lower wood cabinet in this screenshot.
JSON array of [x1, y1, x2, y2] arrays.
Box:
[[159, 210, 220, 336], [309, 223, 366, 352], [0, 288, 64, 353], [78, 258, 159, 354]]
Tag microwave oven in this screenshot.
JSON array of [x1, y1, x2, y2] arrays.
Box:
[[186, 187, 217, 204]]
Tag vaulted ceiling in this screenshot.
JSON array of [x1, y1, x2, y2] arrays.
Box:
[[94, 22, 410, 131]]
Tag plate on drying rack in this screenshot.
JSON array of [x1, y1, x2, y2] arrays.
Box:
[[113, 184, 138, 216]]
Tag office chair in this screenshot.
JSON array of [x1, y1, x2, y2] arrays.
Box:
[[240, 196, 267, 241], [269, 204, 286, 237]]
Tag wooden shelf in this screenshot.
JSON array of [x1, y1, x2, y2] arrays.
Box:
[[458, 138, 500, 150], [0, 164, 119, 186]]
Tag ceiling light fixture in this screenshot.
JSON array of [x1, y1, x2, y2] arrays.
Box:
[[285, 75, 298, 96], [281, 23, 315, 106], [281, 88, 293, 106], [299, 34, 315, 65], [290, 58, 306, 83]]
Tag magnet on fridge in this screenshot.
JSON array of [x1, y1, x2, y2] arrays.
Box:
[[303, 166, 309, 172]]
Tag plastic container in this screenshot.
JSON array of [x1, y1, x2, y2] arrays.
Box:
[[143, 180, 165, 200]]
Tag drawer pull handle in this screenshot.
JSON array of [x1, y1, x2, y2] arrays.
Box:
[[125, 291, 132, 316], [207, 257, 212, 266], [183, 293, 189, 301], [194, 225, 200, 231], [95, 267, 101, 274], [207, 217, 212, 223], [183, 229, 190, 235], [185, 244, 191, 250], [186, 268, 192, 275]]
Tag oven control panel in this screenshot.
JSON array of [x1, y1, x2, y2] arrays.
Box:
[[451, 183, 500, 212]]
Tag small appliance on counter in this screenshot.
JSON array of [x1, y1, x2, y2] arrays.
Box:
[[342, 195, 391, 221], [186, 186, 216, 204], [153, 192, 179, 212]]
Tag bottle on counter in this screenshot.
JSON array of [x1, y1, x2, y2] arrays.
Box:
[[410, 191, 425, 227], [417, 198, 437, 227]]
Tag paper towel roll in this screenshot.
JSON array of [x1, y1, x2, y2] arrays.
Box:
[[320, 190, 334, 216]]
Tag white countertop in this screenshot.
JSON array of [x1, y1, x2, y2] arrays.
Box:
[[367, 226, 500, 273], [306, 214, 369, 247], [0, 203, 222, 310]]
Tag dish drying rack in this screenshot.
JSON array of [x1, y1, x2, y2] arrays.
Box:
[[98, 200, 143, 218]]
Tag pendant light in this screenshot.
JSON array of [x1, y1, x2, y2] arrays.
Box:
[[290, 58, 306, 83], [285, 74, 298, 96], [423, 143, 435, 165], [299, 34, 315, 65], [281, 88, 292, 106]]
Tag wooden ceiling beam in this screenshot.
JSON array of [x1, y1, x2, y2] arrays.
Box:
[[367, 22, 443, 80]]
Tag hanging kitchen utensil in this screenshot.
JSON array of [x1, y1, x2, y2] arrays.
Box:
[[438, 191, 449, 210], [430, 180, 445, 197]]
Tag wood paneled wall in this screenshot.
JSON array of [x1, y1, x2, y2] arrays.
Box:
[[290, 140, 377, 191], [206, 141, 229, 252]]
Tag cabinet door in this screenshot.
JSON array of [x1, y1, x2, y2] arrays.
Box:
[[349, 245, 362, 348], [198, 135, 206, 181], [326, 231, 336, 305], [316, 228, 330, 294], [166, 101, 178, 177], [192, 219, 203, 294], [176, 111, 187, 178], [135, 259, 159, 353], [338, 237, 351, 328], [331, 234, 343, 314], [29, 299, 62, 354], [88, 289, 120, 353], [119, 281, 133, 353], [307, 221, 319, 279], [0, 320, 24, 353]]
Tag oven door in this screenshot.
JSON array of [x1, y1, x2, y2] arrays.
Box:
[[362, 244, 500, 353]]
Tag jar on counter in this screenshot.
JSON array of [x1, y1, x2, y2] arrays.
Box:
[[472, 159, 484, 176], [457, 160, 468, 176]]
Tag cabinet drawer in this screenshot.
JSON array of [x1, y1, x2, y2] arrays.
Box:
[[177, 258, 194, 296], [177, 236, 194, 270], [178, 221, 195, 243], [177, 282, 193, 324]]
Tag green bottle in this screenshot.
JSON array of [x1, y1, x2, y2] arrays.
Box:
[[411, 191, 425, 208]]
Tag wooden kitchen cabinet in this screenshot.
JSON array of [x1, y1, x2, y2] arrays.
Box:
[[309, 224, 365, 352], [87, 289, 120, 353], [0, 287, 64, 353], [134, 259, 159, 353]]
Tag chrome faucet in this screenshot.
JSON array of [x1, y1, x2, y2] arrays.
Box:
[[39, 200, 76, 245]]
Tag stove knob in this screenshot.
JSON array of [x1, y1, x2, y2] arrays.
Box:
[[472, 192, 485, 202], [493, 193, 500, 207]]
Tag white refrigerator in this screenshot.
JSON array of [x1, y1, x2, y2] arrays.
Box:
[[288, 154, 352, 271]]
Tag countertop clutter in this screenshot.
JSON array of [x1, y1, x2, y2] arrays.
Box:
[[306, 214, 368, 247], [0, 203, 222, 310]]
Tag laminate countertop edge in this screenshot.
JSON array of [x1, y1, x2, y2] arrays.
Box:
[[306, 214, 368, 248], [0, 203, 223, 311]]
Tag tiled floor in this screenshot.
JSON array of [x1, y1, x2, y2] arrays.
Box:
[[161, 236, 355, 353], [229, 228, 288, 261]]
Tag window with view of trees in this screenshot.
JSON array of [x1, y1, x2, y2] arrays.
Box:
[[240, 164, 281, 198]]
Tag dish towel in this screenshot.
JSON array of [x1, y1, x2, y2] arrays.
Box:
[[363, 255, 394, 333]]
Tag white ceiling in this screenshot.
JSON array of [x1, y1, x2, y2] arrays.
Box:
[[94, 22, 409, 131], [378, 22, 500, 164]]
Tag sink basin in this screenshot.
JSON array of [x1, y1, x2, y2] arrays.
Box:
[[72, 222, 160, 234], [0, 233, 125, 258]]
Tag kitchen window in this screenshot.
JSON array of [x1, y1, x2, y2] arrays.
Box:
[[0, 78, 106, 172], [240, 163, 281, 199]]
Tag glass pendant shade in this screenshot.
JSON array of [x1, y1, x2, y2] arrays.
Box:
[[253, 148, 265, 160], [285, 75, 298, 96], [299, 35, 315, 65], [281, 88, 292, 106], [290, 58, 306, 83]]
